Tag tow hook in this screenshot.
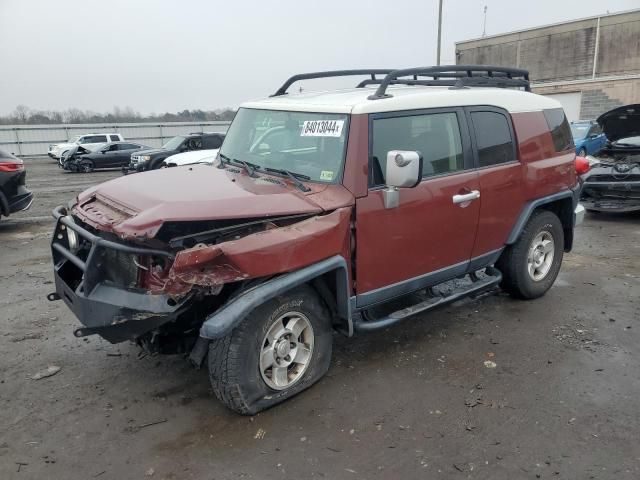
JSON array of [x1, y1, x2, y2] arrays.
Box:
[[47, 292, 61, 302], [73, 327, 101, 338]]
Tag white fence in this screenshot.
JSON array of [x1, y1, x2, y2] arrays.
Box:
[[0, 121, 232, 157]]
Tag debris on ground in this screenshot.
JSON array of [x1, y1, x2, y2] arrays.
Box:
[[484, 360, 497, 368], [254, 428, 266, 440], [30, 365, 61, 380], [145, 467, 155, 476], [126, 419, 167, 433]]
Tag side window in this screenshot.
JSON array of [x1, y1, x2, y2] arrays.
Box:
[[203, 135, 223, 149], [589, 124, 602, 136], [470, 111, 516, 167], [370, 112, 464, 186], [87, 135, 108, 143], [110, 134, 120, 142], [118, 143, 134, 150], [543, 108, 573, 152], [186, 137, 202, 150]]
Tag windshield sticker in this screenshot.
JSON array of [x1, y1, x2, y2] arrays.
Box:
[[301, 120, 345, 137], [320, 170, 335, 181]]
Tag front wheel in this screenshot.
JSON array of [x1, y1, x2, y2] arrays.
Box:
[[496, 210, 564, 299], [578, 147, 587, 157], [208, 285, 332, 415], [81, 160, 94, 173]]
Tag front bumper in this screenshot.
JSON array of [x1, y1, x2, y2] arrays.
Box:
[[50, 206, 188, 343], [581, 179, 640, 212]]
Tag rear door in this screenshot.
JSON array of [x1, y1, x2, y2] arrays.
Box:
[[355, 108, 480, 307], [466, 107, 522, 260]]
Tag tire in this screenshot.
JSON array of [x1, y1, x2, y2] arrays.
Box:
[[208, 285, 332, 415], [148, 158, 164, 170], [81, 160, 94, 173], [496, 210, 564, 299], [578, 148, 587, 157]]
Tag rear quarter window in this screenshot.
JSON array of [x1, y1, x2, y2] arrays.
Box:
[[469, 110, 516, 167], [543, 108, 573, 153]]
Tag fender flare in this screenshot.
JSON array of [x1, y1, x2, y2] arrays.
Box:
[[505, 189, 576, 245], [199, 255, 352, 339]]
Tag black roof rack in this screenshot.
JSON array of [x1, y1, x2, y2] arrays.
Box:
[[366, 65, 531, 99], [271, 65, 530, 99], [271, 69, 395, 97]]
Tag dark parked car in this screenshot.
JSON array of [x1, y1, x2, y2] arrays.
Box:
[[581, 104, 640, 212], [0, 148, 33, 221], [62, 142, 149, 172], [127, 132, 225, 172]]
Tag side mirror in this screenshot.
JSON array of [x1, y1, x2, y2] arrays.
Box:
[[383, 150, 423, 209]]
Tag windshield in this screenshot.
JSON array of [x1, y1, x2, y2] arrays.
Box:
[[570, 124, 590, 139], [69, 135, 82, 143], [162, 136, 185, 150], [220, 108, 349, 183]]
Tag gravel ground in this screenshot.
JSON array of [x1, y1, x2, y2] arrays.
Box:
[[1, 159, 639, 480]]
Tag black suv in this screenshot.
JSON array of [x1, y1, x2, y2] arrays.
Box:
[[126, 132, 225, 172]]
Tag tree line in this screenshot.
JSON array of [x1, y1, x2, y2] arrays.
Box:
[[0, 105, 237, 125]]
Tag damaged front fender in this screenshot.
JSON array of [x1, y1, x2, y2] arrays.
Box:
[[150, 207, 353, 297]]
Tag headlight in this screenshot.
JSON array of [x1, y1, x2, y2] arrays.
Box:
[[64, 216, 79, 252], [141, 155, 151, 161]]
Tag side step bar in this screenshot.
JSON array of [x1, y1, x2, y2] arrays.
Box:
[[353, 267, 502, 332]]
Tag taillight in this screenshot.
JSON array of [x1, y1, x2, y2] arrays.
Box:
[[0, 161, 24, 172], [575, 156, 590, 175]]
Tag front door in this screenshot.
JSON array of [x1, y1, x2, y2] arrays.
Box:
[[355, 108, 480, 307]]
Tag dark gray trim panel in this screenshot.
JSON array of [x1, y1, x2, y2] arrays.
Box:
[[506, 190, 573, 245], [356, 260, 469, 309], [467, 248, 504, 271], [200, 255, 352, 339]]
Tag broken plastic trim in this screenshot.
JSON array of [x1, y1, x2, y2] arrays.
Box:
[[167, 213, 315, 249]]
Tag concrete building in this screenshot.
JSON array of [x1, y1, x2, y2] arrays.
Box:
[[455, 9, 640, 121]]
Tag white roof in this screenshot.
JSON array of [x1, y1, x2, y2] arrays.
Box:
[[242, 86, 561, 115]]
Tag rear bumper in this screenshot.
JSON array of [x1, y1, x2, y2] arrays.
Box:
[[8, 187, 34, 214], [574, 203, 585, 226], [50, 206, 187, 343]]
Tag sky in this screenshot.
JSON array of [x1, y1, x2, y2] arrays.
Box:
[[0, 0, 638, 116]]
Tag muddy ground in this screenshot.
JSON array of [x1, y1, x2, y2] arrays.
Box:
[[1, 159, 639, 480]]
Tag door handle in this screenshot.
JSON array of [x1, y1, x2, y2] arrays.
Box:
[[452, 190, 480, 204]]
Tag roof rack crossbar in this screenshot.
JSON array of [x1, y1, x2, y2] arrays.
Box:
[[357, 77, 530, 90], [271, 69, 396, 97], [367, 65, 531, 99]]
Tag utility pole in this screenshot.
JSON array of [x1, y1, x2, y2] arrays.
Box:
[[436, 0, 443, 65], [482, 5, 488, 37]]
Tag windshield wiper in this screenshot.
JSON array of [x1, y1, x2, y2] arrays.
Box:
[[218, 153, 258, 177], [264, 167, 311, 192]]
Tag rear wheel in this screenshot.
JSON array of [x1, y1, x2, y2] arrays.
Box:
[[208, 285, 332, 415], [497, 210, 564, 299]]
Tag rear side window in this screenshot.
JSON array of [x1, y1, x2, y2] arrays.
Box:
[[470, 111, 516, 167], [110, 134, 120, 141], [203, 135, 223, 149], [371, 112, 465, 185], [84, 135, 108, 143], [543, 108, 573, 152]]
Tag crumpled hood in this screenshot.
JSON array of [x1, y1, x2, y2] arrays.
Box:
[[597, 104, 640, 142], [73, 164, 354, 239], [135, 147, 170, 156]]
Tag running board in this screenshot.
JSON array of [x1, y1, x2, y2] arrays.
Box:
[[353, 267, 502, 332]]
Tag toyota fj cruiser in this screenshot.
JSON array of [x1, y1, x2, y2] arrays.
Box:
[[49, 66, 585, 414]]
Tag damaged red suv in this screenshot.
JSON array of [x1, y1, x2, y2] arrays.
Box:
[[49, 66, 585, 414]]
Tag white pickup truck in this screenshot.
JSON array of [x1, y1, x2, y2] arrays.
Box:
[[48, 133, 124, 160]]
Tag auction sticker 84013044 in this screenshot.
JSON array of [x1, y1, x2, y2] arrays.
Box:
[[300, 120, 344, 137]]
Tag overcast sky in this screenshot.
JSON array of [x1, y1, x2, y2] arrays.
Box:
[[1, 0, 637, 115]]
